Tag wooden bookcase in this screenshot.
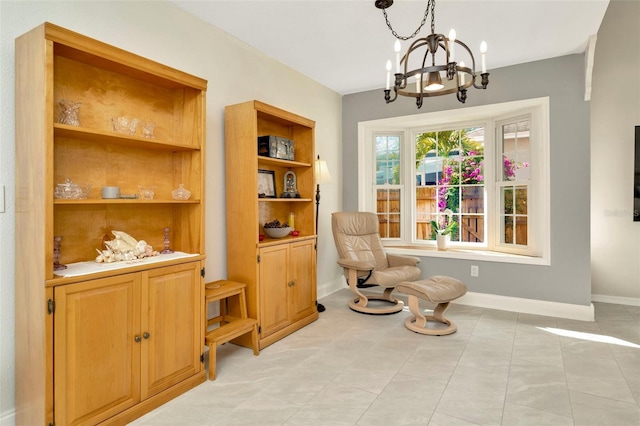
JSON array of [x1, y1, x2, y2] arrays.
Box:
[[225, 100, 318, 350], [15, 23, 207, 425]]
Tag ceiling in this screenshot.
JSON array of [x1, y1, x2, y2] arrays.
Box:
[[171, 0, 609, 95]]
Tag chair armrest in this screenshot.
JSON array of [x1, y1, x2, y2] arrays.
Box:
[[387, 254, 421, 267], [336, 259, 375, 271]]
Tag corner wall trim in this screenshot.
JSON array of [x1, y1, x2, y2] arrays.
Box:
[[317, 276, 344, 300], [453, 291, 595, 321], [0, 408, 16, 426], [584, 34, 597, 101]]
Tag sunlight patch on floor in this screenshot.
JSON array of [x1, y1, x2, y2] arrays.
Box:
[[537, 327, 640, 348]]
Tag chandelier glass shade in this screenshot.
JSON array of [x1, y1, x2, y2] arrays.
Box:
[[377, 0, 490, 108]]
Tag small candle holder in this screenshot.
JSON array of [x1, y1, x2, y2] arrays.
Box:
[[53, 236, 67, 271], [161, 227, 174, 254], [57, 100, 81, 126]]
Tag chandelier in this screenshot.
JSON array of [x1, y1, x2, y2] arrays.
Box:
[[376, 0, 489, 108]]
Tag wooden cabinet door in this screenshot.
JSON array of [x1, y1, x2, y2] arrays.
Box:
[[141, 262, 202, 400], [289, 239, 317, 322], [54, 274, 141, 426], [259, 244, 291, 338]]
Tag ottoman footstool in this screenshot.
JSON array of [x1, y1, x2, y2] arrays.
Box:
[[396, 276, 467, 335]]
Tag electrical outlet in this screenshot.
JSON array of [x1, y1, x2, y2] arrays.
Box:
[[470, 265, 479, 277]]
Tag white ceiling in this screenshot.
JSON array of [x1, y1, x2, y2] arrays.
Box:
[[172, 0, 609, 95]]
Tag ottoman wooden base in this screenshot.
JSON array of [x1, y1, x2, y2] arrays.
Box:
[[396, 276, 467, 336]]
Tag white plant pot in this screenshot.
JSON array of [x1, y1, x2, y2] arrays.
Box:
[[436, 234, 450, 251]]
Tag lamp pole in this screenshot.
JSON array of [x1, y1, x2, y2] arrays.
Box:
[[314, 155, 332, 313]]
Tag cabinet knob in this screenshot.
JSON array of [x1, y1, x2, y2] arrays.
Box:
[[288, 281, 295, 287], [143, 332, 150, 339], [134, 335, 141, 343]]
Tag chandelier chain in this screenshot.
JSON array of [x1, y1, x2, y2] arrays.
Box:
[[430, 0, 436, 34], [381, 0, 431, 41]]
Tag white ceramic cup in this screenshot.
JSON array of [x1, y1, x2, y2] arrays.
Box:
[[101, 186, 120, 199]]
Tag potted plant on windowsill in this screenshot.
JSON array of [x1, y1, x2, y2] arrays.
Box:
[[430, 208, 456, 251]]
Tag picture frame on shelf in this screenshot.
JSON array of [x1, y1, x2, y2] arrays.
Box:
[[258, 169, 276, 198]]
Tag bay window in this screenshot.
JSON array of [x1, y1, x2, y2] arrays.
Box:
[[360, 98, 549, 262]]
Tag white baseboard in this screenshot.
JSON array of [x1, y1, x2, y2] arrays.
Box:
[[0, 408, 15, 426], [318, 280, 595, 322], [454, 291, 595, 321], [591, 293, 640, 307], [317, 276, 344, 300]]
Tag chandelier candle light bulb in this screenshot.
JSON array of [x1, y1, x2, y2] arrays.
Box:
[[448, 28, 456, 62], [480, 41, 487, 73], [459, 61, 466, 85], [386, 60, 392, 90], [394, 40, 401, 73]]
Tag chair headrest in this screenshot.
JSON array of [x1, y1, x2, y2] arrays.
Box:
[[331, 211, 379, 236]]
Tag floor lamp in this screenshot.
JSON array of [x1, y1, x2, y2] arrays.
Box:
[[315, 155, 333, 312]]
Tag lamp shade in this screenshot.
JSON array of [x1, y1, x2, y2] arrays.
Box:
[[314, 158, 333, 184]]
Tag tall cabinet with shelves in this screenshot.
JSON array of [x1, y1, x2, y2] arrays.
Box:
[[225, 100, 318, 350], [15, 23, 207, 425]]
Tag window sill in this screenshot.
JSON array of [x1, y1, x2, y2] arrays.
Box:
[[385, 245, 550, 266]]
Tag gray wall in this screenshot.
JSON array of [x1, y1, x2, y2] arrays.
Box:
[[343, 54, 591, 306]]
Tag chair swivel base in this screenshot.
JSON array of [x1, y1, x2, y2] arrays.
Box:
[[349, 295, 404, 315], [396, 276, 467, 336], [404, 313, 457, 336]]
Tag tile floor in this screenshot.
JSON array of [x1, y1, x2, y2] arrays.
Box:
[[131, 289, 640, 425]]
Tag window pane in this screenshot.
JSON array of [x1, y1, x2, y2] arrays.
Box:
[[376, 135, 400, 184], [515, 217, 528, 245], [439, 185, 459, 213], [460, 214, 484, 243], [503, 216, 514, 244], [461, 186, 483, 214], [515, 186, 527, 215], [503, 187, 514, 215], [376, 189, 400, 238], [502, 120, 531, 181], [415, 187, 436, 240]]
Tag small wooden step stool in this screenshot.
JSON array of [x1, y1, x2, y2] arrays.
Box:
[[204, 280, 259, 380]]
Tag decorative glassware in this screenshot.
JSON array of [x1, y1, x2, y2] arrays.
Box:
[[57, 99, 81, 126], [171, 184, 191, 200], [53, 236, 67, 271], [54, 179, 91, 199], [138, 185, 156, 199], [112, 116, 139, 135], [161, 227, 174, 254], [141, 121, 156, 138]]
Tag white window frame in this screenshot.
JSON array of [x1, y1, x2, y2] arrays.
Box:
[[357, 98, 550, 265]]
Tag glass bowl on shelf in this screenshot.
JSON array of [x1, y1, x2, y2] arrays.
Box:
[[112, 116, 139, 135], [54, 179, 91, 200], [171, 184, 191, 200], [138, 186, 156, 200]]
